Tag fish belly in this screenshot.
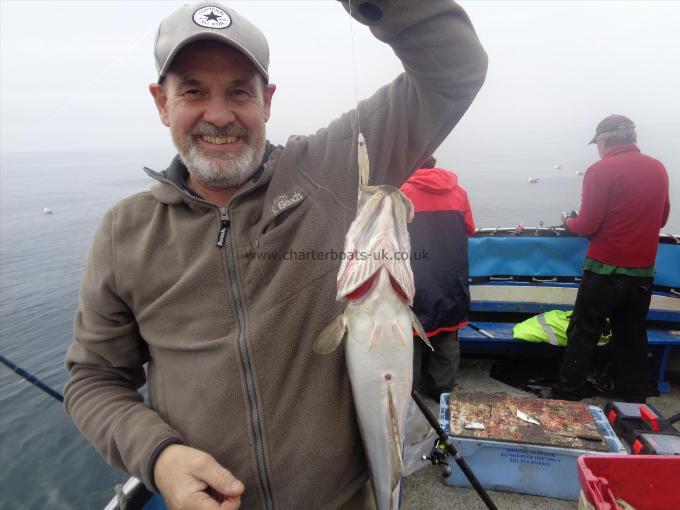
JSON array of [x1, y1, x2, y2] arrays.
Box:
[[345, 298, 413, 510]]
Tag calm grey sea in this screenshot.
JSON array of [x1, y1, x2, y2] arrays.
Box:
[[0, 141, 677, 509]]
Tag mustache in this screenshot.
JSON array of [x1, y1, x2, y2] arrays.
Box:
[[190, 122, 250, 140]]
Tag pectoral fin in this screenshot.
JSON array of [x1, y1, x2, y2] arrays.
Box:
[[411, 311, 433, 350], [312, 314, 347, 354]]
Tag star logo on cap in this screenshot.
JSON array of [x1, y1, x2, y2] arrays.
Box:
[[204, 10, 221, 23], [193, 6, 231, 29]]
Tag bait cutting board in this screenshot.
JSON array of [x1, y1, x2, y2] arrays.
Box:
[[449, 392, 609, 452]]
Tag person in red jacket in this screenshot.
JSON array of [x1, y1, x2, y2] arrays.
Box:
[[555, 114, 670, 402], [401, 157, 475, 401]]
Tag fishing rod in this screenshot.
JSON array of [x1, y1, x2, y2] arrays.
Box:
[[0, 354, 64, 403], [411, 389, 498, 510]]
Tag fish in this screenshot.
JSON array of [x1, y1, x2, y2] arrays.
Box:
[[516, 409, 541, 426], [313, 133, 432, 510]]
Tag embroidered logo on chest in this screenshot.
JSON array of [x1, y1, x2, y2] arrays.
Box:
[[272, 192, 304, 215]]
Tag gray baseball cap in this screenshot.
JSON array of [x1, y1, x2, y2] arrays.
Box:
[[154, 1, 270, 81], [588, 114, 635, 144]]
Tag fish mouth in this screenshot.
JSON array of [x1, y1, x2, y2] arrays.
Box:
[[388, 274, 409, 301], [341, 269, 409, 304], [345, 272, 379, 301]]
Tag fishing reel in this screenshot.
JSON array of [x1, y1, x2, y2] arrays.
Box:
[[412, 390, 498, 509], [422, 438, 452, 478]]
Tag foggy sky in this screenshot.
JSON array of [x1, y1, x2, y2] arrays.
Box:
[[1, 0, 679, 155]]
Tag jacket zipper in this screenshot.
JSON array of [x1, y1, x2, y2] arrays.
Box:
[[143, 170, 275, 509], [219, 206, 275, 510]]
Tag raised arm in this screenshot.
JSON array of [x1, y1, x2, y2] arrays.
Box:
[[297, 0, 487, 199]]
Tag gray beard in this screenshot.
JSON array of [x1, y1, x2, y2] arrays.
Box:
[[172, 124, 266, 189]]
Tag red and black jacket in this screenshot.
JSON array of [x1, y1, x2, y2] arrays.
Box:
[[401, 167, 475, 337]]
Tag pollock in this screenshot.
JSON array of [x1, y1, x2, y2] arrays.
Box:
[[314, 133, 431, 510]]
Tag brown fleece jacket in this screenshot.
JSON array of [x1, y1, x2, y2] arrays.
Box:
[[64, 1, 487, 508]]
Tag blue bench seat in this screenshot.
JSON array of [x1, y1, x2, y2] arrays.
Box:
[[459, 321, 680, 393]]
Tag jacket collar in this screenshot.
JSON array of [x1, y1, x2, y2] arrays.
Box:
[[603, 144, 639, 158], [163, 155, 199, 198], [161, 141, 279, 193], [146, 141, 281, 205]]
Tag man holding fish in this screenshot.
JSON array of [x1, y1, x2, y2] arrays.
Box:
[[64, 1, 487, 509]]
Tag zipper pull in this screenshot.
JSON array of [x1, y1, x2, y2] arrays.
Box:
[[216, 207, 229, 248]]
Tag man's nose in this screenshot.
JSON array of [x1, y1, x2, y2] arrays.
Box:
[[202, 96, 236, 127]]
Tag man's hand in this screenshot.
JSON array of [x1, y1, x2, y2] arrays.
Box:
[[154, 444, 244, 510], [561, 210, 578, 227]]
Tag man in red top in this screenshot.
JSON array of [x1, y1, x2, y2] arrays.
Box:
[[401, 157, 475, 401], [556, 114, 670, 402]]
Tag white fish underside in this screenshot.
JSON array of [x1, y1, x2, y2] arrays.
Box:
[[314, 142, 431, 510], [345, 269, 413, 510]]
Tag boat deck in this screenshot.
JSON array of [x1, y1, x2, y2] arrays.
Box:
[[458, 320, 680, 393], [401, 357, 680, 509]]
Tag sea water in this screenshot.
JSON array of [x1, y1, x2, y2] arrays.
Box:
[[0, 141, 677, 509]]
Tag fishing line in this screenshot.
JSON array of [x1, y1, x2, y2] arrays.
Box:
[[40, 14, 163, 127], [347, 0, 362, 135]]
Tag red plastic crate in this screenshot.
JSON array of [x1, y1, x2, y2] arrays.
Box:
[[577, 455, 680, 510]]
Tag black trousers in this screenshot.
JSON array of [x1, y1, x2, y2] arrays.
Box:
[[559, 270, 653, 400], [413, 330, 460, 401]]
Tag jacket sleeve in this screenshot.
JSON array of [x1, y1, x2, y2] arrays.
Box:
[[566, 165, 607, 237], [64, 208, 183, 491], [294, 0, 487, 208], [463, 192, 476, 235], [661, 191, 670, 228]]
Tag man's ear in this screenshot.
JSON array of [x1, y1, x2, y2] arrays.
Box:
[[149, 82, 170, 127], [262, 83, 276, 123]]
